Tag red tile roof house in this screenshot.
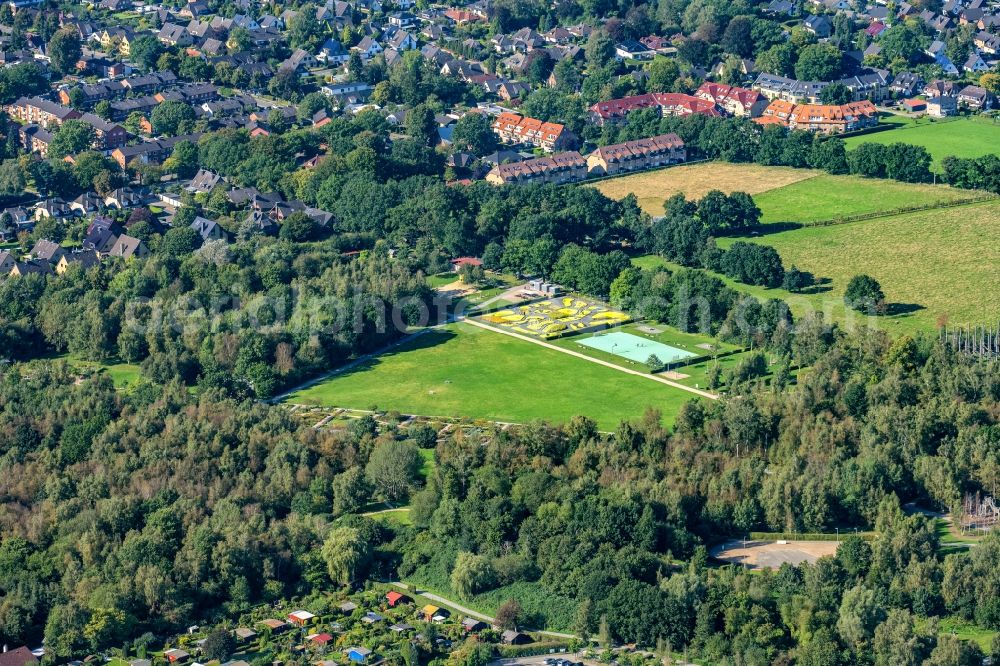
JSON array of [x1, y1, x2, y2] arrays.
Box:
[[695, 82, 769, 118], [492, 112, 576, 151], [587, 93, 720, 126]]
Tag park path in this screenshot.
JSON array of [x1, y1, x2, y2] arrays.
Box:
[[389, 582, 576, 640], [460, 318, 719, 400]]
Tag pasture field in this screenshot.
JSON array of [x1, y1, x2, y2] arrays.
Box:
[[752, 175, 973, 224], [590, 162, 818, 215], [844, 115, 1000, 167], [288, 322, 697, 429], [631, 200, 999, 334], [591, 162, 977, 222], [635, 199, 1000, 337], [721, 200, 1000, 333]]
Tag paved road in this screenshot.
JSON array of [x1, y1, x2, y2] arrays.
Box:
[[390, 582, 576, 640]]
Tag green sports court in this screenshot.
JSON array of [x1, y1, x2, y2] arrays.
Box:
[[579, 331, 699, 364]]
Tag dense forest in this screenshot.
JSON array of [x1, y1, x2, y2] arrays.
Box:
[[2, 324, 999, 664]]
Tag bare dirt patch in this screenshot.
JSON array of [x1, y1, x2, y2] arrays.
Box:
[[590, 163, 820, 215], [710, 540, 841, 569]]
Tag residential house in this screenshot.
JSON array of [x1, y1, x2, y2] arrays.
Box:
[[958, 84, 993, 109], [585, 133, 686, 176], [186, 168, 223, 194], [317, 38, 349, 64], [30, 239, 65, 264], [926, 41, 959, 75], [588, 92, 719, 125], [55, 249, 99, 274], [889, 72, 923, 97], [752, 73, 827, 103], [492, 112, 575, 151], [614, 39, 655, 60], [105, 188, 144, 209], [34, 199, 72, 220], [485, 152, 588, 186], [755, 99, 879, 133], [963, 52, 989, 73], [803, 14, 833, 38], [926, 95, 958, 117], [353, 36, 383, 60], [0, 251, 15, 275], [695, 82, 768, 117], [191, 216, 229, 242], [70, 192, 103, 215]]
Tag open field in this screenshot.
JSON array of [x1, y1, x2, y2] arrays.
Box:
[[720, 200, 1000, 333], [590, 163, 818, 215], [752, 175, 974, 224], [287, 322, 697, 429], [591, 162, 977, 223], [844, 115, 1000, 168], [710, 540, 841, 569]]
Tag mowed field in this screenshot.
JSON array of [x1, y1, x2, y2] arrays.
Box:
[[752, 175, 972, 224], [288, 322, 696, 429], [717, 200, 1000, 333], [591, 162, 973, 222], [591, 162, 818, 215], [844, 116, 1000, 168]]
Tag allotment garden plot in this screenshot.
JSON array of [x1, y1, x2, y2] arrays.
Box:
[[479, 296, 630, 339]]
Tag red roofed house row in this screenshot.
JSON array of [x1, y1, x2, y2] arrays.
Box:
[[694, 82, 769, 118], [754, 100, 878, 134], [588, 93, 720, 125], [492, 112, 575, 151]]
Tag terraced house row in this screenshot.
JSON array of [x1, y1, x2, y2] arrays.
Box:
[[485, 133, 686, 185], [754, 100, 879, 134]]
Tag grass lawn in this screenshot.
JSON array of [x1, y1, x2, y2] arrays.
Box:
[[287, 322, 698, 429], [933, 616, 997, 652], [844, 115, 1000, 168], [418, 447, 434, 483], [426, 272, 458, 288], [367, 508, 414, 527], [408, 579, 579, 633], [716, 199, 1000, 334], [753, 175, 974, 225]]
